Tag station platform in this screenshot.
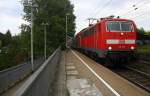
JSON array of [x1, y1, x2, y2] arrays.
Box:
[[65, 49, 150, 96], [1, 49, 150, 96]]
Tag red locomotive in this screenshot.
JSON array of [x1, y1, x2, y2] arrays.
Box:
[[74, 16, 137, 64]]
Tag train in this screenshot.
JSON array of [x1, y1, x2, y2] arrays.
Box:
[[73, 16, 137, 65]]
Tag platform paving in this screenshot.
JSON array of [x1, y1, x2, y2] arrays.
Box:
[[70, 50, 150, 96], [65, 50, 103, 96], [67, 79, 103, 96]]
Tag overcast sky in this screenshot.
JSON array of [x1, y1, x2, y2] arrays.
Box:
[[70, 0, 150, 33], [0, 0, 26, 35], [0, 0, 150, 35]]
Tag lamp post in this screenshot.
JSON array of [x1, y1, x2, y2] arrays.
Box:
[[42, 23, 49, 60], [23, 0, 38, 71], [66, 13, 70, 49], [65, 13, 70, 73], [31, 0, 34, 71]]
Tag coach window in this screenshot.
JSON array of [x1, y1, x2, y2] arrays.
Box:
[[93, 27, 95, 32], [89, 30, 91, 36], [99, 24, 101, 32], [90, 28, 92, 35], [93, 27, 96, 33], [83, 31, 87, 37], [88, 29, 91, 36], [89, 28, 94, 35], [93, 28, 95, 33], [94, 27, 96, 34], [81, 33, 83, 38], [85, 30, 88, 36], [87, 30, 90, 36]]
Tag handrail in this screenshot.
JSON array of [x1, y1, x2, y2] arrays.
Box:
[[14, 47, 61, 96]]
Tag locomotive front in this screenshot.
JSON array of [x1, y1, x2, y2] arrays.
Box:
[[102, 19, 137, 61]]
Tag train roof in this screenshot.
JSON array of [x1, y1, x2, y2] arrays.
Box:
[[75, 18, 134, 36], [101, 18, 134, 22]]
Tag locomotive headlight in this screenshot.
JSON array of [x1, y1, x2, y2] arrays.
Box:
[[131, 46, 134, 50], [108, 46, 112, 50], [121, 32, 124, 35]]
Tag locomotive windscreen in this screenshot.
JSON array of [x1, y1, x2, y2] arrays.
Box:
[[107, 21, 133, 32]]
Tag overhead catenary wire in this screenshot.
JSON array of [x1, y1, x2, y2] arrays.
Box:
[[75, 0, 117, 33], [134, 0, 150, 8], [120, 0, 150, 17], [116, 0, 139, 16], [85, 0, 113, 25], [129, 9, 150, 20], [88, 0, 106, 18], [76, 0, 150, 33], [123, 3, 150, 20], [76, 20, 88, 32], [79, 0, 102, 29], [132, 9, 150, 21], [80, 0, 113, 35], [132, 0, 144, 7], [94, 0, 112, 17]]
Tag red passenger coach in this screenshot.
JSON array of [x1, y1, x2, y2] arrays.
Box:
[[75, 16, 137, 63]]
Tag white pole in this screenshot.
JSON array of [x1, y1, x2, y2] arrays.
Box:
[[31, 0, 34, 71], [66, 15, 68, 48], [44, 25, 47, 60], [42, 23, 48, 60]]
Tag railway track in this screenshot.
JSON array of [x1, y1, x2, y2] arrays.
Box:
[[110, 66, 150, 93], [75, 50, 150, 94], [129, 57, 150, 74], [139, 54, 150, 62]]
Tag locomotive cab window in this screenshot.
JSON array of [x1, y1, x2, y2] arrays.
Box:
[[121, 22, 132, 31], [107, 22, 120, 32], [107, 21, 133, 32]]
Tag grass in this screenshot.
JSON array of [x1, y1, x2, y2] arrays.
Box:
[[138, 44, 150, 54]]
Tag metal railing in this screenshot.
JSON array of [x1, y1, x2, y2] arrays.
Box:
[[14, 47, 61, 96], [0, 57, 44, 94]]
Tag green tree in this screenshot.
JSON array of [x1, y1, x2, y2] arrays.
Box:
[[21, 0, 76, 56], [137, 28, 146, 40], [0, 40, 2, 48], [0, 33, 4, 47], [3, 30, 12, 46], [0, 0, 77, 70], [137, 28, 150, 40]]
